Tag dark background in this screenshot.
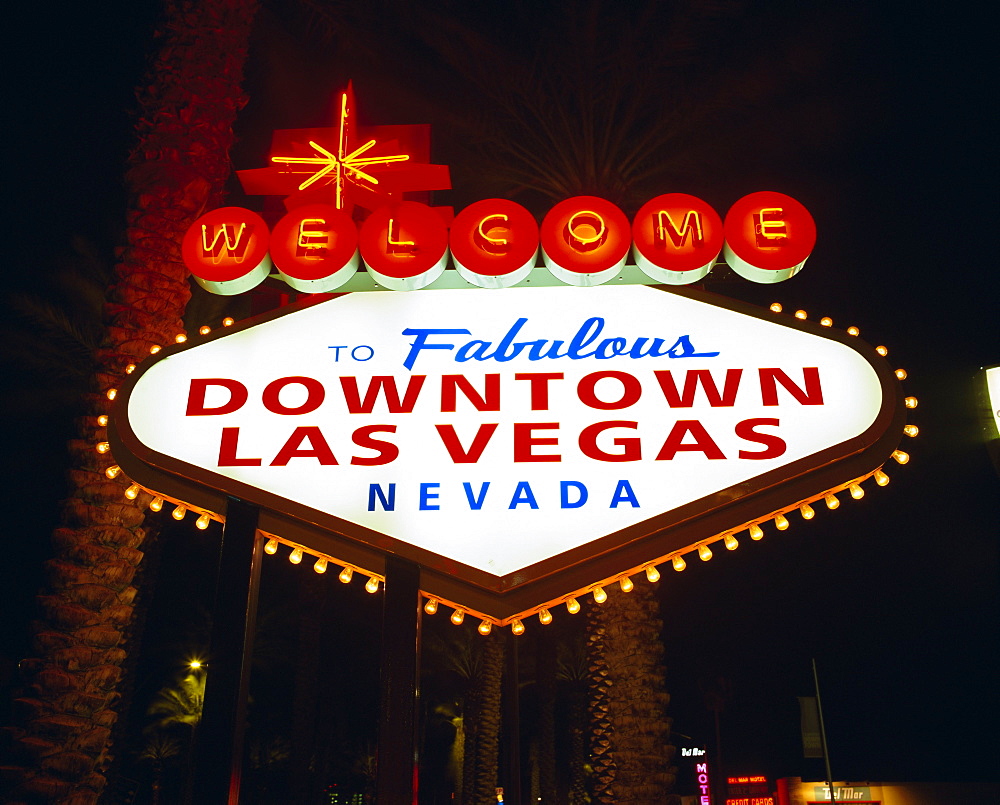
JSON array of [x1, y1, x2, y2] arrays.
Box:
[[3, 0, 996, 792]]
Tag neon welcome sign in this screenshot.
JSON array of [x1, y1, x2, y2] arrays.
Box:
[[183, 191, 816, 296], [183, 82, 815, 296]]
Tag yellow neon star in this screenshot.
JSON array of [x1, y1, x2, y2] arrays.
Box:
[[270, 92, 410, 209]]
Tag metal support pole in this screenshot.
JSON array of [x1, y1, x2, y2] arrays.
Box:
[[503, 636, 522, 805], [194, 498, 263, 805], [812, 657, 837, 803], [375, 556, 422, 805]]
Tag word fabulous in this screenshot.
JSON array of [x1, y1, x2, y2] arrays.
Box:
[[182, 191, 815, 295]]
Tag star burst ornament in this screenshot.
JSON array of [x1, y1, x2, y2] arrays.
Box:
[[238, 82, 451, 215]]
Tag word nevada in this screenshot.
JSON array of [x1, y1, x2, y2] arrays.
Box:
[[183, 191, 816, 295]]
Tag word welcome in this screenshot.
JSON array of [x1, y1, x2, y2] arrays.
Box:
[[182, 191, 815, 295]]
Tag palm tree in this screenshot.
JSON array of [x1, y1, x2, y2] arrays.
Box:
[[2, 1, 259, 801], [147, 670, 206, 733], [587, 584, 676, 804], [146, 666, 206, 804], [136, 731, 182, 805], [423, 623, 507, 803]]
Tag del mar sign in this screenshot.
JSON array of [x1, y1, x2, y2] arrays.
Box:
[[112, 285, 903, 621]]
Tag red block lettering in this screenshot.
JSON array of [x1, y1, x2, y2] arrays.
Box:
[[514, 372, 564, 411], [441, 374, 500, 412], [656, 420, 725, 460], [579, 421, 641, 462], [514, 423, 561, 462], [435, 423, 499, 464], [759, 367, 823, 405], [217, 427, 261, 466], [351, 425, 399, 466], [261, 376, 325, 415], [340, 375, 426, 413], [577, 371, 642, 410], [655, 369, 742, 407], [187, 378, 248, 416], [270, 426, 338, 465], [735, 418, 786, 459]]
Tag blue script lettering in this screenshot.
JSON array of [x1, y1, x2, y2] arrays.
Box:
[[401, 318, 718, 370]]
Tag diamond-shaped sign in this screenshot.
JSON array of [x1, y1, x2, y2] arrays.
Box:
[[111, 285, 904, 622]]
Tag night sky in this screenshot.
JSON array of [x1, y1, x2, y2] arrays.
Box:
[[2, 0, 997, 794]]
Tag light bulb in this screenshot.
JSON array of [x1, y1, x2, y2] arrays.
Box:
[[820, 317, 833, 327], [619, 577, 634, 593], [850, 483, 864, 499], [98, 415, 109, 427], [288, 547, 303, 564], [794, 309, 807, 320], [125, 483, 140, 500], [904, 424, 919, 437], [106, 388, 117, 401], [511, 619, 525, 635], [339, 566, 353, 583], [195, 513, 210, 530], [876, 345, 888, 356], [264, 538, 278, 554], [847, 326, 859, 336], [175, 334, 187, 343], [895, 368, 907, 380], [96, 442, 110, 454], [149, 497, 163, 512], [724, 534, 739, 550], [125, 364, 136, 374], [424, 598, 439, 615], [904, 396, 918, 409], [105, 465, 121, 479], [478, 619, 492, 635], [800, 503, 815, 520], [775, 513, 789, 530], [825, 493, 840, 510], [313, 557, 328, 573], [451, 609, 465, 625], [539, 608, 553, 625], [199, 325, 211, 335], [150, 345, 161, 354], [750, 523, 764, 540], [593, 586, 607, 604], [875, 469, 890, 486], [698, 544, 712, 561], [222, 317, 234, 327], [892, 449, 909, 465], [172, 504, 186, 520], [645, 565, 660, 582], [769, 302, 783, 312], [365, 576, 380, 593], [672, 555, 687, 572], [566, 598, 581, 614]]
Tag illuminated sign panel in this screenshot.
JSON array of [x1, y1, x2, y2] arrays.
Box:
[[986, 366, 1000, 436], [112, 286, 903, 621]]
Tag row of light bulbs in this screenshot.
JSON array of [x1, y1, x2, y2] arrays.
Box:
[[96, 305, 917, 634]]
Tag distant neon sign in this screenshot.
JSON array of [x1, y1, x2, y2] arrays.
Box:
[[697, 760, 713, 805], [182, 191, 816, 295]]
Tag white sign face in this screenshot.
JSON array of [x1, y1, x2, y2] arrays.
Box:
[[987, 366, 1000, 437], [125, 286, 884, 577]]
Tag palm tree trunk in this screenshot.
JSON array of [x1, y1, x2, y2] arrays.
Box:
[[535, 629, 558, 804], [586, 584, 676, 804], [2, 2, 257, 802], [462, 630, 505, 805]]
